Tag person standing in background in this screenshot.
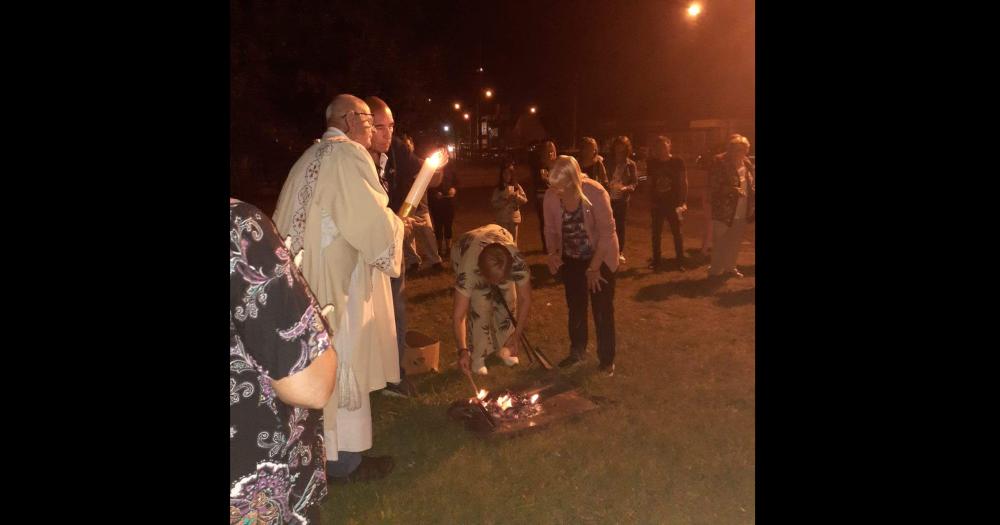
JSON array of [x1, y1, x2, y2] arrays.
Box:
[[530, 140, 557, 253], [646, 136, 688, 270], [491, 158, 529, 245], [606, 136, 638, 265]]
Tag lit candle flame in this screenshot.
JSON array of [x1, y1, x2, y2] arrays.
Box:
[[427, 150, 444, 169], [399, 149, 447, 217], [530, 394, 539, 404]]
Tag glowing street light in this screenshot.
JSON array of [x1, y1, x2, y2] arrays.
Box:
[[463, 113, 470, 120], [443, 125, 450, 132], [454, 102, 461, 110], [687, 2, 702, 18], [529, 106, 537, 114], [484, 89, 493, 99]]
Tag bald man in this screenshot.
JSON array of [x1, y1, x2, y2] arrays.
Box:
[[273, 93, 402, 482]]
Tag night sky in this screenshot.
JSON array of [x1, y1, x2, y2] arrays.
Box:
[[231, 0, 753, 172]]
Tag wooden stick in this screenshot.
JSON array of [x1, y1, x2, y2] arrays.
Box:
[[464, 370, 496, 429], [465, 369, 480, 398], [493, 285, 553, 370], [523, 332, 554, 370]]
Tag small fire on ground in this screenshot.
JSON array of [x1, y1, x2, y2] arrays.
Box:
[[470, 389, 542, 421]]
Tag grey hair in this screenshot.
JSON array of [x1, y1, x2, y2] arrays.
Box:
[[324, 94, 365, 128]]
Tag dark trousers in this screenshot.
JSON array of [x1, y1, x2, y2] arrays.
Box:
[[534, 195, 547, 253], [430, 200, 454, 243], [390, 270, 406, 379], [611, 199, 628, 252], [651, 201, 684, 263], [303, 503, 324, 524], [561, 257, 616, 366]]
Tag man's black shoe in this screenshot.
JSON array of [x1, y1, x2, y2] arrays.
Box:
[[382, 382, 410, 398], [328, 455, 395, 484], [558, 354, 584, 368]]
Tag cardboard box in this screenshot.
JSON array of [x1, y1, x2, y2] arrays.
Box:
[[402, 330, 440, 375]]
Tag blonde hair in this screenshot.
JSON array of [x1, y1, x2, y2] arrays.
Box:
[[548, 156, 592, 207], [728, 134, 751, 150]]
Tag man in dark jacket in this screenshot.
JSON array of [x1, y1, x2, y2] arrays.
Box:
[[366, 96, 428, 398], [646, 136, 689, 270]]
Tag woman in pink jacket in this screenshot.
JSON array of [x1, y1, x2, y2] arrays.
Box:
[[543, 156, 620, 376]]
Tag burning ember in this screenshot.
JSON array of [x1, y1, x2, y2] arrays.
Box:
[[468, 389, 542, 422]]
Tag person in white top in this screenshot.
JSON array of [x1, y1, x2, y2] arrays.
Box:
[[707, 134, 756, 278], [272, 94, 406, 482]]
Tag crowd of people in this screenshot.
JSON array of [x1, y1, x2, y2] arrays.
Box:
[[230, 92, 755, 524]]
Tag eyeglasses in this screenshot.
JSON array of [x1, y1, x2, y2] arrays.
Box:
[[342, 111, 375, 125]]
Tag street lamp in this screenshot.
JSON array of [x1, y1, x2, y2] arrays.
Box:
[[480, 89, 495, 151], [463, 113, 472, 158], [454, 102, 461, 110], [687, 2, 702, 18]]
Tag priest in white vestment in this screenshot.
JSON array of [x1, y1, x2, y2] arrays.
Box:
[[272, 94, 406, 481]]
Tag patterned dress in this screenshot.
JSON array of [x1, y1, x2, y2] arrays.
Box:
[[450, 225, 530, 368], [230, 199, 333, 524]]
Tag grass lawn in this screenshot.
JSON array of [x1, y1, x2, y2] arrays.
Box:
[[310, 170, 755, 524]]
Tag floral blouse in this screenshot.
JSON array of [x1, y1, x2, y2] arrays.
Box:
[[230, 199, 333, 524]]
